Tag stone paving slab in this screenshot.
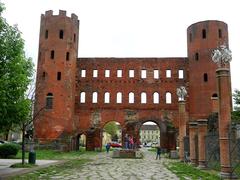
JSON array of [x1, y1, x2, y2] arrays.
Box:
[[0, 150, 179, 179]]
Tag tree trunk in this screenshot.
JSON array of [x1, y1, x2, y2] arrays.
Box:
[[22, 124, 25, 165]]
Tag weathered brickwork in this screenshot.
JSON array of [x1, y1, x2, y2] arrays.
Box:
[[34, 10, 230, 151]]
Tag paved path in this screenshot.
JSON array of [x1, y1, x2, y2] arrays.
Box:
[[0, 159, 60, 179], [48, 150, 179, 180]]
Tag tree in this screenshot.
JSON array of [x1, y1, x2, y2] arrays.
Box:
[[233, 89, 240, 111], [104, 122, 119, 140], [0, 3, 34, 137]]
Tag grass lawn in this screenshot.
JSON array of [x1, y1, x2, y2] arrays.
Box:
[[165, 161, 220, 180], [10, 158, 91, 180], [16, 147, 98, 160]]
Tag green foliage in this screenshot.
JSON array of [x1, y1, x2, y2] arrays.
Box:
[[165, 161, 219, 179], [104, 121, 119, 138], [233, 89, 240, 107], [0, 143, 20, 158], [0, 3, 34, 133], [16, 148, 98, 160]]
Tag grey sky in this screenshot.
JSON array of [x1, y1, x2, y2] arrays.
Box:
[[2, 0, 240, 93]]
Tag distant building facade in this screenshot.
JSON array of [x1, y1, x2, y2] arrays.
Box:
[[140, 125, 160, 145]]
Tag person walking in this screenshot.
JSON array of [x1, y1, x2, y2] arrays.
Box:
[[156, 146, 161, 160], [106, 143, 111, 153]]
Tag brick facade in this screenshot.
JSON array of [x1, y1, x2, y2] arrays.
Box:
[[34, 10, 230, 151]]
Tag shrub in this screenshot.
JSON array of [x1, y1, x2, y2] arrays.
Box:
[[0, 143, 19, 158]]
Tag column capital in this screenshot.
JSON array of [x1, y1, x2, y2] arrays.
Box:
[[197, 119, 208, 126]]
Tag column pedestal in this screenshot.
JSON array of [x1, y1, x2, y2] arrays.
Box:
[[189, 121, 198, 166], [197, 119, 208, 169]]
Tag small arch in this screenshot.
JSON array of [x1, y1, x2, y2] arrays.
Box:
[[92, 92, 98, 103], [204, 73, 208, 82], [104, 92, 110, 103], [202, 29, 206, 39], [46, 93, 53, 109], [59, 29, 64, 39], [116, 92, 122, 103], [80, 92, 86, 103], [153, 92, 159, 104], [166, 92, 172, 104], [129, 92, 134, 104], [141, 92, 147, 104]]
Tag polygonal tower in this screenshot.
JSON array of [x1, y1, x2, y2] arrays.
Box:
[[187, 20, 229, 120], [34, 10, 79, 145]]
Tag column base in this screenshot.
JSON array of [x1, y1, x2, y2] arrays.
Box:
[[190, 159, 198, 166], [198, 161, 207, 170], [220, 172, 238, 179]]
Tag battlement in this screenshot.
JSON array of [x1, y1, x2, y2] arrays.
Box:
[[41, 10, 78, 24]]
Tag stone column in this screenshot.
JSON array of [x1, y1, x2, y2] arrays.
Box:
[[189, 121, 198, 166], [178, 100, 186, 161], [197, 119, 208, 169], [216, 68, 233, 178]]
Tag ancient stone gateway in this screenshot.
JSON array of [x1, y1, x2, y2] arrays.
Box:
[[34, 10, 231, 162]]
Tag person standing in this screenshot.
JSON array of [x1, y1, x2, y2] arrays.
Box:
[[156, 146, 161, 160], [129, 136, 134, 149]]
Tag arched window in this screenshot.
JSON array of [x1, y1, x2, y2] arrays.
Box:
[[59, 29, 64, 39], [166, 92, 172, 104], [189, 33, 192, 42], [66, 52, 70, 61], [129, 92, 134, 104], [80, 92, 86, 103], [104, 92, 110, 103], [50, 50, 55, 59], [45, 30, 48, 39], [218, 29, 222, 38], [202, 29, 206, 39], [117, 92, 122, 103], [46, 93, 53, 109], [153, 92, 159, 104], [92, 92, 98, 103], [141, 92, 147, 104], [195, 52, 199, 61], [212, 93, 218, 98], [204, 73, 208, 82]]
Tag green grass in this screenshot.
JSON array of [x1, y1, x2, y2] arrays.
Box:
[[16, 147, 98, 160], [10, 163, 37, 168], [10, 158, 91, 180], [165, 161, 220, 180]]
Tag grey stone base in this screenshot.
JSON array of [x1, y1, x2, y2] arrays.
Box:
[[112, 149, 143, 158]]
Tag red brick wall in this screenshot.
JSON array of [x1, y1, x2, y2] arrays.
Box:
[[34, 10, 79, 141], [187, 20, 228, 120]]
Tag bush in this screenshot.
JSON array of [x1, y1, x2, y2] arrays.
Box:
[[0, 143, 19, 158]]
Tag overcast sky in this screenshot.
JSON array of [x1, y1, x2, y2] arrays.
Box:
[[1, 0, 240, 93]]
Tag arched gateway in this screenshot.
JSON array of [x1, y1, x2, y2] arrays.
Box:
[[34, 10, 230, 154]]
